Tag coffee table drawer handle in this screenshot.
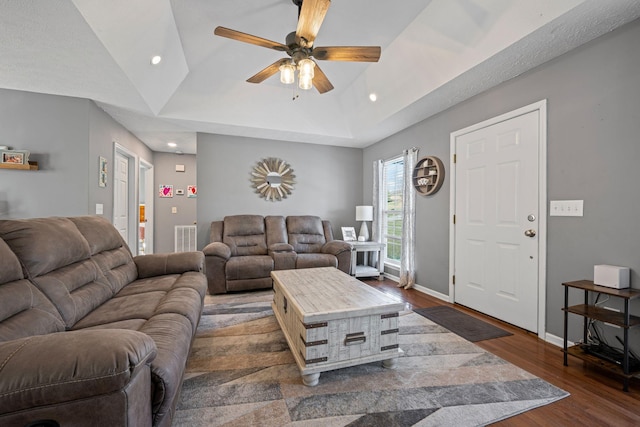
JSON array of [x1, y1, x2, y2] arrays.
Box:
[[344, 332, 366, 346]]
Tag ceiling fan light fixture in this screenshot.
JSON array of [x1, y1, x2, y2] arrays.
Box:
[[279, 62, 296, 84], [297, 58, 315, 90]]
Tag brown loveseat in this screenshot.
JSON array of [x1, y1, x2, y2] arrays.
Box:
[[203, 215, 352, 294], [0, 216, 206, 427]]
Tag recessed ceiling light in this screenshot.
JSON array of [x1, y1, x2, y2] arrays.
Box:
[[369, 93, 377, 102], [151, 55, 162, 65], [167, 142, 177, 148]]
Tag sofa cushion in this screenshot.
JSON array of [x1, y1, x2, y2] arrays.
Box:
[[0, 217, 91, 277], [295, 253, 338, 269], [70, 216, 138, 294], [0, 239, 65, 341], [223, 215, 268, 256], [226, 255, 274, 281], [286, 216, 327, 253], [0, 218, 114, 328]]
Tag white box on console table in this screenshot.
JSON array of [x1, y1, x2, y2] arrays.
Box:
[[594, 264, 630, 289]]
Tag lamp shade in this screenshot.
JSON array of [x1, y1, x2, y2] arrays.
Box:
[[356, 205, 373, 222]]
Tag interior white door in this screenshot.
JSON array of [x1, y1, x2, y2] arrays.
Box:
[[114, 152, 129, 242], [454, 110, 540, 332]]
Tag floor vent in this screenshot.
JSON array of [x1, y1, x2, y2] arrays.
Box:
[[175, 225, 197, 252]]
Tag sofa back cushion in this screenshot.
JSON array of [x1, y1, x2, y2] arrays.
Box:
[[0, 238, 65, 341], [223, 215, 268, 256], [286, 216, 327, 254], [0, 217, 113, 328], [70, 216, 138, 294], [265, 215, 287, 246]]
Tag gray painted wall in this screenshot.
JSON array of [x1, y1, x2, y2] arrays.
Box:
[[154, 153, 197, 253], [0, 89, 157, 249], [196, 134, 363, 250], [88, 101, 153, 223], [364, 19, 640, 347], [0, 89, 90, 218]]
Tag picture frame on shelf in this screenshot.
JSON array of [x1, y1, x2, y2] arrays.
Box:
[[341, 226, 357, 242], [1, 150, 29, 165]]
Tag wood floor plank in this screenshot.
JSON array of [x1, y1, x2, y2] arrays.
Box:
[[362, 278, 640, 426]]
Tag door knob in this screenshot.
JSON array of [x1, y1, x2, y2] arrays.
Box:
[[524, 229, 537, 237]]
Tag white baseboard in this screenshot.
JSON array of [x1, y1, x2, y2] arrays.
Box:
[[413, 284, 450, 302], [544, 332, 571, 348]]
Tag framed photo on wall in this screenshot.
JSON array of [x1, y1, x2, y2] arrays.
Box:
[[341, 226, 357, 242], [99, 156, 108, 187]]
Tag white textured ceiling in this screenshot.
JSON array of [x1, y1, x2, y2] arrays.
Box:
[[1, 0, 639, 154]]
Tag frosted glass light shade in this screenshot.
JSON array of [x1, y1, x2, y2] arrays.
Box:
[[297, 58, 315, 90], [355, 205, 374, 221], [279, 63, 295, 84]]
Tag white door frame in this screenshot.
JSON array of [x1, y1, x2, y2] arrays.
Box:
[[113, 143, 138, 254], [449, 100, 548, 338], [139, 158, 154, 254]]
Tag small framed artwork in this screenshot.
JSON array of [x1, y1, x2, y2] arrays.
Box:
[[187, 185, 197, 198], [98, 156, 108, 187], [341, 226, 357, 242], [159, 184, 174, 198], [1, 150, 28, 165]]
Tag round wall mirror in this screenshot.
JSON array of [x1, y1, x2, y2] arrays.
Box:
[[250, 158, 296, 201]]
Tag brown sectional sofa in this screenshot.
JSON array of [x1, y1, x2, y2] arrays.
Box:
[[203, 215, 352, 294], [0, 216, 207, 427]]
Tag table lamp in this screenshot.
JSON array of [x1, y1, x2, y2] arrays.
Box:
[[356, 205, 373, 241]]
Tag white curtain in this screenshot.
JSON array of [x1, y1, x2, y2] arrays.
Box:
[[398, 147, 418, 289]]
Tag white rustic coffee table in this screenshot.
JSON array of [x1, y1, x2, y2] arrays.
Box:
[[271, 267, 404, 386]]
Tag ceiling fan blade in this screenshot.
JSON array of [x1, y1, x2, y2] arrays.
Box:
[[312, 63, 334, 94], [296, 0, 331, 47], [214, 26, 289, 52], [247, 58, 291, 84], [312, 46, 381, 62]]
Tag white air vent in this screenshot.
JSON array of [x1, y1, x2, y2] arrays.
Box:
[[175, 225, 196, 252]]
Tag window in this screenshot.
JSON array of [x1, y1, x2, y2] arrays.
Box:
[[383, 156, 404, 266]]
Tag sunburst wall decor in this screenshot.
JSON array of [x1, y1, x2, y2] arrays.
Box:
[[250, 157, 296, 201]]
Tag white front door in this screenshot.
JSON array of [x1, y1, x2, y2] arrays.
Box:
[[453, 108, 541, 332], [114, 152, 129, 242]]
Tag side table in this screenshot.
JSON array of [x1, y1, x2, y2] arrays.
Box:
[[349, 241, 385, 279]]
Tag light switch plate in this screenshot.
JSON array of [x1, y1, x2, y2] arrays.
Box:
[[171, 207, 177, 214], [550, 200, 583, 216], [96, 203, 103, 215]]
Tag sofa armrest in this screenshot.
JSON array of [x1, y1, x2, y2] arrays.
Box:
[[322, 240, 353, 274], [269, 243, 296, 271], [0, 329, 157, 416], [134, 251, 204, 279], [321, 240, 352, 256], [202, 241, 231, 260], [269, 243, 294, 253]]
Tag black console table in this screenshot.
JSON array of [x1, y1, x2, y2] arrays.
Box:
[[562, 280, 640, 391]]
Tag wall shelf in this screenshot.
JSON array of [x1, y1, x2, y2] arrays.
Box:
[[0, 161, 38, 171], [412, 156, 444, 196]]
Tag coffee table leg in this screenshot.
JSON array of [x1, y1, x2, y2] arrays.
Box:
[[302, 372, 320, 386], [382, 357, 398, 369]]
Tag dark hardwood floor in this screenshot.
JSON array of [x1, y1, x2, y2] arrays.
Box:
[[362, 278, 640, 426]]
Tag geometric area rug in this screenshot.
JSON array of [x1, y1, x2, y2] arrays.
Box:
[[174, 291, 569, 427]]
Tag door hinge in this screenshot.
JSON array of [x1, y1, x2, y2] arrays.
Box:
[[453, 214, 456, 224], [453, 154, 457, 163], [452, 275, 455, 285]]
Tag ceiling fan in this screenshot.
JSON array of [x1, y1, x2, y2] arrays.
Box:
[[214, 0, 381, 94]]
